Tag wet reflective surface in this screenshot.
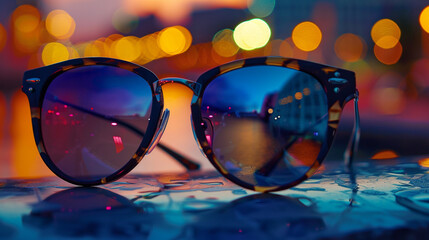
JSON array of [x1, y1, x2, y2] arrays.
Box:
[[1, 157, 429, 239]]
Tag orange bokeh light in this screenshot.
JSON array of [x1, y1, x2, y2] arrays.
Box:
[[11, 5, 40, 32], [279, 38, 308, 59], [11, 90, 53, 177], [11, 5, 43, 54], [334, 33, 366, 62], [84, 40, 108, 57], [418, 158, 429, 167], [371, 150, 399, 160], [46, 9, 76, 40], [0, 23, 6, 52], [374, 41, 402, 65], [292, 21, 322, 52], [419, 6, 429, 34], [158, 26, 192, 55], [371, 19, 401, 49]]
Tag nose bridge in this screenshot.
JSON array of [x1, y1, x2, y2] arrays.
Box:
[[155, 77, 201, 104]]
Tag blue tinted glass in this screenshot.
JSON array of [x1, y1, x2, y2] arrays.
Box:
[[201, 65, 328, 187], [41, 65, 153, 181]]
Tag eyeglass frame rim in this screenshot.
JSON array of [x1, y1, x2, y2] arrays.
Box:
[[23, 58, 164, 186], [22, 56, 357, 192], [191, 56, 357, 192]]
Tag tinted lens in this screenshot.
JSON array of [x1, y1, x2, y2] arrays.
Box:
[[41, 65, 153, 181], [201, 65, 328, 188]]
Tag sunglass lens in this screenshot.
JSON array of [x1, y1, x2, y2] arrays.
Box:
[[201, 65, 329, 188], [41, 65, 153, 182]]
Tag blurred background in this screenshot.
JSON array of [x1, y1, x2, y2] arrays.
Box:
[[1, 0, 429, 179]]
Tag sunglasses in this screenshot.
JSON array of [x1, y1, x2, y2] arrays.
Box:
[[23, 57, 360, 192]]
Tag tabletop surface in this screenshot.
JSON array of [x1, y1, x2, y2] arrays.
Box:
[[1, 157, 429, 240]]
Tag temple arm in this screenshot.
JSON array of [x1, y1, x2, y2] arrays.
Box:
[[344, 90, 360, 169], [46, 95, 200, 170]]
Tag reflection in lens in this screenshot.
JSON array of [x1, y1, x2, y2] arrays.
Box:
[[201, 65, 328, 187], [41, 65, 153, 181]]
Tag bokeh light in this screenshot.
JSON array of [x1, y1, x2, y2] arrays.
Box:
[[45, 9, 76, 40], [372, 73, 406, 115], [84, 39, 108, 57], [371, 19, 401, 49], [0, 23, 6, 52], [112, 36, 140, 62], [418, 158, 429, 167], [419, 6, 429, 34], [42, 42, 69, 66], [374, 41, 402, 65], [212, 29, 239, 57], [11, 5, 42, 54], [371, 150, 399, 159], [247, 0, 276, 18], [12, 5, 40, 33], [292, 21, 322, 52], [411, 58, 429, 88], [112, 8, 139, 34], [233, 18, 271, 51], [279, 37, 308, 59], [158, 26, 192, 55], [334, 33, 366, 62], [140, 34, 166, 62]]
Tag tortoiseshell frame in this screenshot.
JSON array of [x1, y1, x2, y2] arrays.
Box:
[[23, 56, 357, 192], [22, 58, 164, 186], [191, 57, 357, 192]]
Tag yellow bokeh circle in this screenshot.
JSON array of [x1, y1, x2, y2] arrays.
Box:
[[212, 29, 239, 57], [233, 18, 271, 51], [292, 21, 322, 52], [157, 26, 192, 55], [371, 19, 400, 49], [46, 10, 76, 40], [112, 36, 140, 62], [420, 6, 429, 34], [42, 42, 69, 66]]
